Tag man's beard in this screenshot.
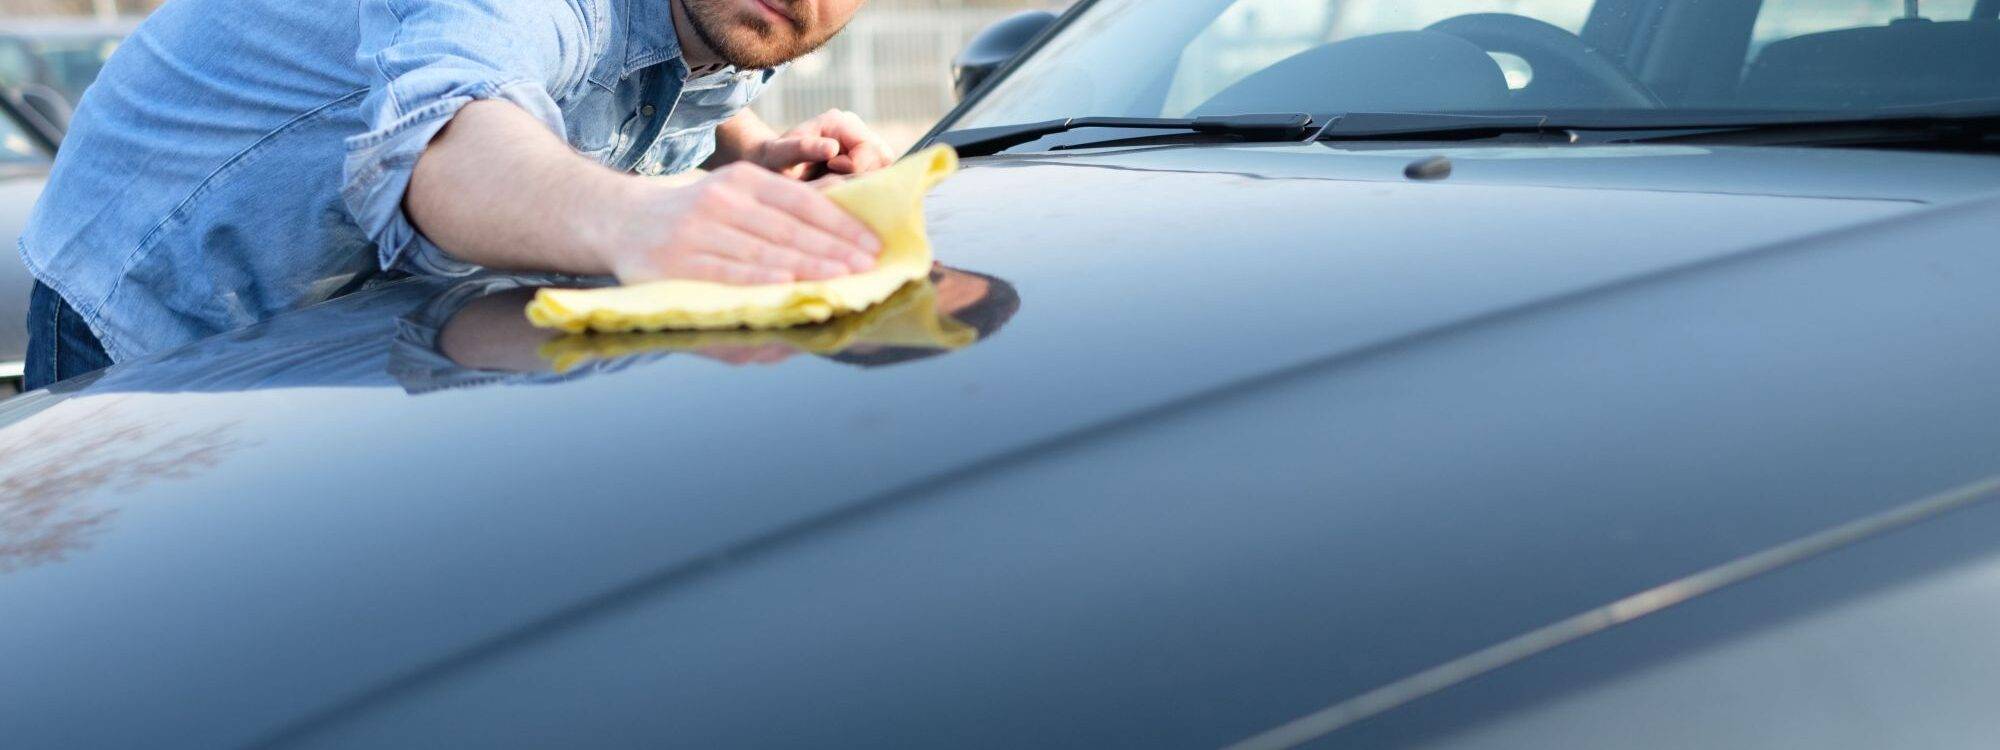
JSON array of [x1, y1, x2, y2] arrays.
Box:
[[680, 0, 844, 70]]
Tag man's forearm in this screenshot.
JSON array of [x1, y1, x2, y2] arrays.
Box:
[[406, 100, 629, 276], [405, 100, 880, 284]]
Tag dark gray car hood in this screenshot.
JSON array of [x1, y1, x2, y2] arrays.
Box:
[[4, 143, 2000, 748]]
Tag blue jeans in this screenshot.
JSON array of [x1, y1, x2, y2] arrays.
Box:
[[24, 281, 113, 391]]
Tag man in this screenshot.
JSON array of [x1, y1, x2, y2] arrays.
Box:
[[19, 0, 894, 390]]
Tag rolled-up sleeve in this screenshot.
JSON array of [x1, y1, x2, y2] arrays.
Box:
[[342, 0, 593, 277]]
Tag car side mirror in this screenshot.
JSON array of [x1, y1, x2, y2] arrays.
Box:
[[15, 84, 72, 138], [951, 10, 1058, 101]]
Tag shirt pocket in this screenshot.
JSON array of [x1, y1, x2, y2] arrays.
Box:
[[666, 72, 760, 131], [634, 72, 762, 176], [563, 85, 645, 158]]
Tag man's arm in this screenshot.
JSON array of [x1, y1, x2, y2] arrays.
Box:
[[346, 0, 878, 285], [408, 100, 881, 284]]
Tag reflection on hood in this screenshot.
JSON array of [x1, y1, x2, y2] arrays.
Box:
[[16, 267, 1019, 400], [0, 395, 252, 573], [537, 279, 979, 373]]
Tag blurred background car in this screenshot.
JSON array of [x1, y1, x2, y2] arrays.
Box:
[[0, 7, 134, 396], [0, 86, 56, 394], [0, 15, 134, 116]]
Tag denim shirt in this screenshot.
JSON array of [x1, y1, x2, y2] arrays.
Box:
[[19, 0, 774, 362]]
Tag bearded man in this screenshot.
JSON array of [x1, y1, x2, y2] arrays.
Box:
[[19, 0, 893, 390]]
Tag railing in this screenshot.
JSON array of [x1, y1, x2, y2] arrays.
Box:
[[0, 1, 1045, 153], [754, 7, 1045, 153]]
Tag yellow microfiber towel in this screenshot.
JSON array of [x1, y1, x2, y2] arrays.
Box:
[[536, 278, 978, 373], [525, 146, 960, 333]]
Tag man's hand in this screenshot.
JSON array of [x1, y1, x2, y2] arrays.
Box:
[[744, 109, 895, 180], [595, 162, 881, 285]]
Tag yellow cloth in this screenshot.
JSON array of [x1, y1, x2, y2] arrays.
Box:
[[536, 278, 978, 373], [525, 146, 960, 333]]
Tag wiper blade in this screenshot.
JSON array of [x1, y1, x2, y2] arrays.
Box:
[[1314, 112, 1572, 141], [936, 113, 1315, 157], [938, 110, 2000, 155], [1309, 110, 2000, 147], [1627, 113, 2000, 147]]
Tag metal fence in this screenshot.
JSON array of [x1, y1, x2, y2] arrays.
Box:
[[0, 0, 156, 19], [0, 1, 1043, 153], [754, 6, 1050, 153]]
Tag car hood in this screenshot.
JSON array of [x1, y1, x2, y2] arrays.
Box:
[[5, 143, 2000, 748]]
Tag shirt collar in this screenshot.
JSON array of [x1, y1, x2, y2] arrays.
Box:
[[622, 0, 689, 79]]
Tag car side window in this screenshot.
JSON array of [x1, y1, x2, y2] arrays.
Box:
[[1162, 0, 1594, 116]]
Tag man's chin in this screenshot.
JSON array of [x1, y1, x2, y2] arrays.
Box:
[[716, 49, 789, 70], [685, 5, 787, 69], [714, 38, 803, 70]]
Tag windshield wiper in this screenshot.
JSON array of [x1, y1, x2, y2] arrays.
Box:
[[936, 113, 1315, 157], [1309, 112, 1726, 144], [1625, 113, 2000, 148], [1314, 112, 1574, 141], [1304, 112, 1655, 143], [1308, 111, 2000, 148], [939, 110, 2000, 157]]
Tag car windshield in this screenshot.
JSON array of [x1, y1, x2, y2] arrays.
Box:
[[951, 0, 2000, 135]]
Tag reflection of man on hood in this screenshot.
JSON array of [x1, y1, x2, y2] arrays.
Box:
[[435, 266, 1020, 376], [824, 268, 1021, 368], [14, 268, 1016, 401]]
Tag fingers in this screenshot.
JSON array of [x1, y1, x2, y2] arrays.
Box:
[[815, 110, 893, 174], [756, 135, 841, 171], [729, 165, 881, 253], [705, 220, 857, 281], [640, 166, 884, 286], [773, 110, 892, 176], [624, 163, 883, 287], [723, 193, 877, 273], [656, 251, 794, 286]]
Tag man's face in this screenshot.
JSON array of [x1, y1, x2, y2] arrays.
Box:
[[679, 0, 864, 70]]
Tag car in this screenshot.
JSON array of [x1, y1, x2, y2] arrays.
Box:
[[3, 0, 2000, 747], [0, 88, 57, 392], [0, 17, 136, 112]]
